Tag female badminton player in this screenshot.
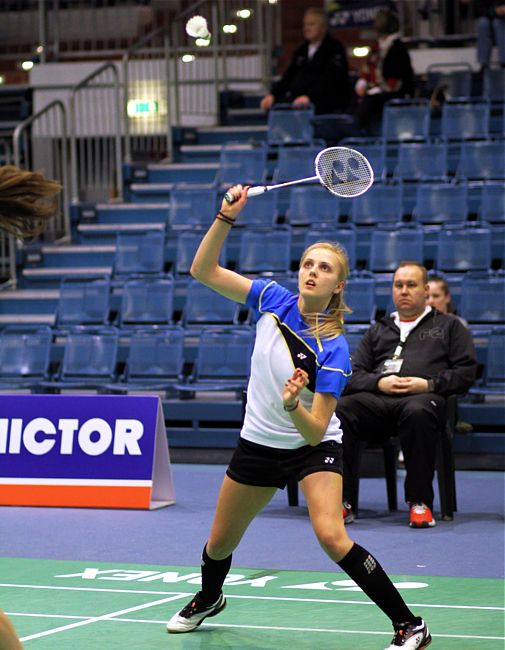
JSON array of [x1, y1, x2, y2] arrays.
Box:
[[0, 164, 61, 650], [166, 185, 431, 649]]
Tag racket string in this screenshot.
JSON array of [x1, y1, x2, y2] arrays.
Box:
[[316, 148, 373, 198]]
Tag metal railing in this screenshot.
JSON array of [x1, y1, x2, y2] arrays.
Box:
[[68, 62, 123, 203]]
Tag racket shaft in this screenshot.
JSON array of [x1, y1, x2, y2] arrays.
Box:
[[224, 176, 318, 203]]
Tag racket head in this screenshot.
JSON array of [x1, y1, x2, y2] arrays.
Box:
[[315, 147, 374, 198]]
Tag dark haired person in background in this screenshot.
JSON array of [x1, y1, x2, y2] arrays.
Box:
[[354, 8, 415, 132]]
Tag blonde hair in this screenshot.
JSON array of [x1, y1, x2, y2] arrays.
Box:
[[299, 241, 351, 339], [0, 165, 61, 239]]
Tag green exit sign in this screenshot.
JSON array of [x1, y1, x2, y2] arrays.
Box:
[[127, 100, 159, 117]]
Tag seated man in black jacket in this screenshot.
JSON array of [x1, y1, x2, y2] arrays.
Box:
[[338, 262, 477, 529], [260, 7, 351, 115]]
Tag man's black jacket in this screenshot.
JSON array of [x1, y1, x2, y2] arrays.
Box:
[[344, 309, 477, 397], [271, 33, 351, 114]]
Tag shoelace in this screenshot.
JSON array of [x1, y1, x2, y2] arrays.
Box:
[[411, 504, 427, 515]]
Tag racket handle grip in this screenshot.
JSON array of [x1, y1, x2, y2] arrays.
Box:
[[224, 186, 267, 204]]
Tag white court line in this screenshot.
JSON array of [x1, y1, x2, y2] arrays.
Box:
[[18, 594, 188, 642], [8, 613, 505, 643], [1, 582, 503, 611]]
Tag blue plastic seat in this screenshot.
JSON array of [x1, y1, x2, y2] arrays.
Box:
[[303, 225, 357, 270], [412, 182, 468, 224], [470, 329, 505, 397], [168, 185, 218, 229], [104, 326, 184, 395], [286, 185, 338, 225], [41, 326, 119, 390], [344, 328, 365, 355], [267, 104, 315, 145], [0, 325, 52, 389], [218, 142, 267, 187], [459, 273, 505, 323], [395, 141, 448, 181], [178, 326, 255, 394], [340, 138, 386, 181], [274, 145, 322, 183], [382, 99, 430, 141], [426, 62, 472, 100], [344, 273, 376, 323], [114, 230, 165, 276], [351, 182, 403, 225], [441, 99, 490, 140], [457, 140, 505, 180], [436, 225, 492, 272], [238, 227, 291, 274], [175, 231, 226, 275], [56, 276, 110, 328], [118, 276, 174, 327], [239, 190, 278, 228], [480, 182, 505, 223], [183, 278, 240, 328], [369, 226, 424, 272]]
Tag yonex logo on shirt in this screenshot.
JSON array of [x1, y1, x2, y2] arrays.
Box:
[[297, 352, 307, 359]]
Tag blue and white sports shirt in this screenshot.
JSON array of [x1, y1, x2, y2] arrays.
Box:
[[241, 278, 352, 449]]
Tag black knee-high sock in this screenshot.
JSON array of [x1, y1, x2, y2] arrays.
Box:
[[338, 543, 416, 624], [200, 544, 232, 604]]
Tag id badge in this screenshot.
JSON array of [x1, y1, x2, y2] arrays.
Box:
[[381, 358, 404, 374]]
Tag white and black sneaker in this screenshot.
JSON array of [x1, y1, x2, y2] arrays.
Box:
[[166, 591, 226, 633], [384, 618, 432, 649]]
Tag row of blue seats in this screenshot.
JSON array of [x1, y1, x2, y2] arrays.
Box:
[[0, 323, 502, 400], [70, 225, 505, 276], [7, 271, 504, 329]]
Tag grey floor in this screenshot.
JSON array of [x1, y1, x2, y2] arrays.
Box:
[[1, 464, 503, 580]]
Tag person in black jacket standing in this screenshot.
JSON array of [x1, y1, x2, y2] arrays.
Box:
[[337, 262, 477, 529], [260, 7, 351, 115]]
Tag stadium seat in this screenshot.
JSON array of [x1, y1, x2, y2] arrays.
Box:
[[382, 98, 431, 141], [286, 185, 339, 226], [395, 141, 448, 181], [177, 326, 255, 395], [457, 140, 505, 180], [0, 325, 52, 390], [267, 103, 315, 145], [436, 225, 492, 272], [369, 226, 424, 272], [239, 190, 278, 228], [469, 329, 505, 398], [118, 276, 174, 327], [426, 62, 472, 100], [344, 272, 377, 323], [175, 230, 226, 275], [483, 67, 505, 103], [412, 182, 468, 224], [55, 276, 111, 328], [351, 182, 403, 225], [41, 326, 119, 391], [103, 326, 184, 395], [168, 185, 218, 229], [183, 278, 241, 328], [238, 227, 291, 274], [479, 182, 505, 223], [114, 230, 165, 276], [459, 272, 505, 323], [274, 144, 323, 183], [217, 142, 267, 187], [441, 99, 490, 140]]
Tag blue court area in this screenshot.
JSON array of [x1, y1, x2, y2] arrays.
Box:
[[1, 464, 504, 648]]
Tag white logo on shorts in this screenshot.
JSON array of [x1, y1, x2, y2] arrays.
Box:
[[297, 352, 307, 359], [324, 457, 334, 464]]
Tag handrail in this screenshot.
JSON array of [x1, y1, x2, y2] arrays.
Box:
[[68, 61, 122, 203]]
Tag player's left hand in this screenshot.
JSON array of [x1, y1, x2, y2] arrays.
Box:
[[282, 367, 309, 407]]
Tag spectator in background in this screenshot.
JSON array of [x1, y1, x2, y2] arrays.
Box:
[[260, 7, 351, 115], [427, 275, 468, 327], [337, 262, 477, 529], [354, 8, 415, 132], [474, 1, 505, 70]]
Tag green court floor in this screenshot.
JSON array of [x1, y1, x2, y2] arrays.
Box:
[[1, 558, 503, 649]]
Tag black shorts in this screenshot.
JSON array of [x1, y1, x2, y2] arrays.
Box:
[[226, 437, 343, 489]]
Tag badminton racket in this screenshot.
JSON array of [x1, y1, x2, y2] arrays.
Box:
[[224, 147, 374, 203]]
